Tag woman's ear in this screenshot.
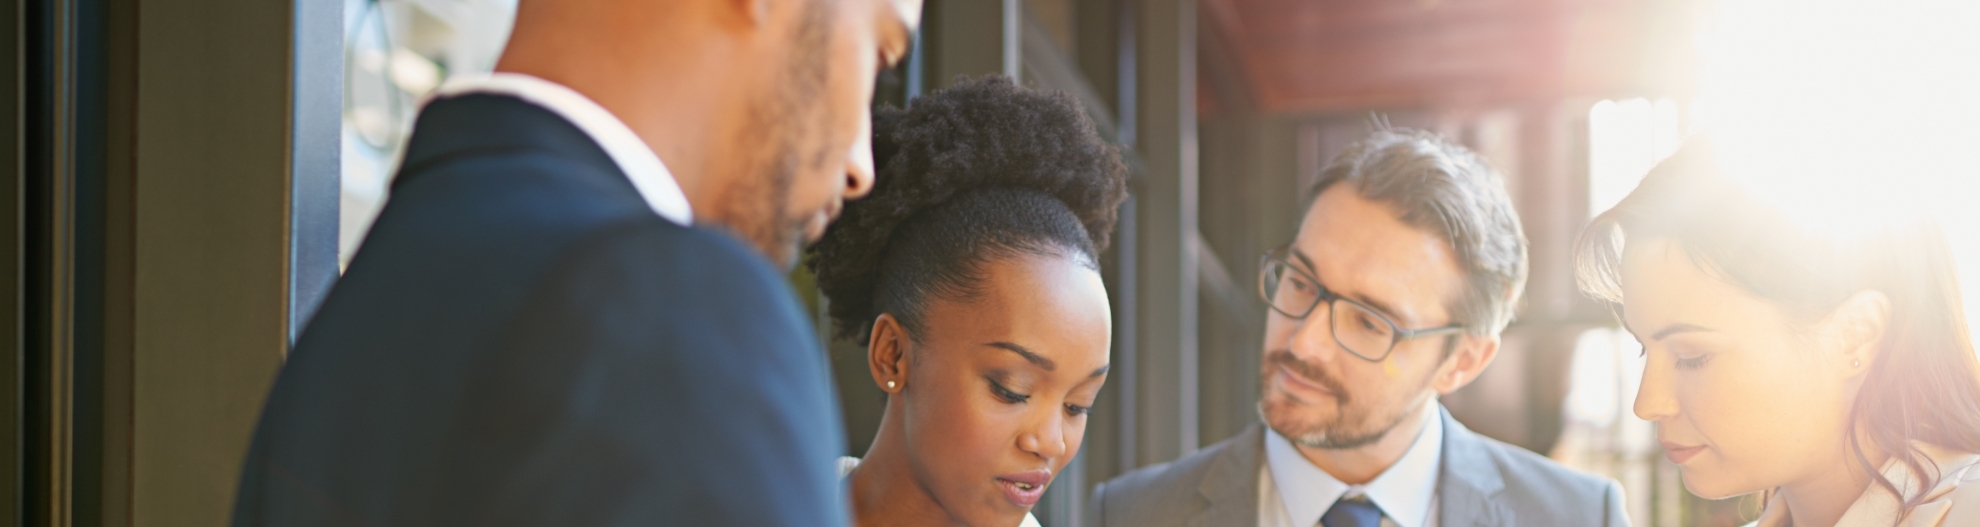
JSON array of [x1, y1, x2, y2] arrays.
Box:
[[868, 313, 910, 393], [1830, 290, 1891, 377]]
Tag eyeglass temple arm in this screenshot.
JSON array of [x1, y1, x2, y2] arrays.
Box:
[[1396, 324, 1466, 341]]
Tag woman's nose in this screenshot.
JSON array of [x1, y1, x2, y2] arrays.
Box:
[[1018, 412, 1068, 460], [1633, 355, 1680, 422]]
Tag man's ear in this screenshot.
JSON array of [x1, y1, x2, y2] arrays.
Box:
[[1433, 334, 1500, 395], [1830, 290, 1891, 379], [868, 313, 910, 393]]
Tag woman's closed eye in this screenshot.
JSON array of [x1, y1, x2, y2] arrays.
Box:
[[988, 377, 1030, 404], [1665, 342, 1717, 370], [1064, 402, 1092, 417], [1674, 352, 1715, 370]]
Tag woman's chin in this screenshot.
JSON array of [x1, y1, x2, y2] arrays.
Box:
[[955, 506, 1030, 527], [1677, 469, 1752, 501]]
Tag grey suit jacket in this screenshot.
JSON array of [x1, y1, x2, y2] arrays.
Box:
[[1091, 406, 1628, 527]]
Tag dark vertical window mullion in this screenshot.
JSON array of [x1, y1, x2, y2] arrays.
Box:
[[1110, 0, 1137, 479], [21, 0, 63, 523], [0, 0, 23, 521], [23, 0, 106, 523], [68, 0, 104, 522]]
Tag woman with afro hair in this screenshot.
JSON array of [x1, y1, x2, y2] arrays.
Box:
[[806, 75, 1128, 527]]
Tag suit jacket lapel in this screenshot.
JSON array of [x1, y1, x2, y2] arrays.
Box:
[[1435, 406, 1512, 527], [1188, 424, 1265, 527]]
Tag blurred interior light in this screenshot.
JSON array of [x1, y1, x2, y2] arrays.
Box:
[[1589, 98, 1683, 218], [355, 48, 387, 75], [1687, 0, 1980, 344], [350, 106, 394, 147], [1568, 329, 1622, 427], [1689, 0, 1980, 241], [389, 48, 444, 96]]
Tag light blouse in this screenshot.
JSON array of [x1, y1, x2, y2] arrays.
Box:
[[839, 456, 1044, 527], [1748, 444, 1980, 527]]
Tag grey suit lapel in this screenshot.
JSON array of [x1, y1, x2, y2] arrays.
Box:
[[1188, 424, 1264, 527], [1435, 406, 1512, 527]]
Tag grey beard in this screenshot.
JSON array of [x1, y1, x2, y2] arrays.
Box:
[[1258, 394, 1428, 450]]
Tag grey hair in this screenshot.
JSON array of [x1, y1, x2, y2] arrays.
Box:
[[1300, 128, 1529, 336]]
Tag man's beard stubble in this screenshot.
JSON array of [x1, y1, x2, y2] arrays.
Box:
[[708, 1, 834, 269], [1259, 349, 1434, 450]]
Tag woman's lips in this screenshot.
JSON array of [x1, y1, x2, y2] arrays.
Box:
[[996, 470, 1052, 507], [1662, 441, 1706, 465]]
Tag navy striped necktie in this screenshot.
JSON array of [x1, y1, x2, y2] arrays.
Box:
[[1319, 495, 1384, 527]]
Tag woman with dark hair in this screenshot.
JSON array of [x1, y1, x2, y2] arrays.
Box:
[[806, 76, 1128, 527], [1575, 138, 1980, 526]]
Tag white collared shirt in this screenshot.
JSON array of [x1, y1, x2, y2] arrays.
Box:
[[1259, 401, 1443, 527], [425, 73, 694, 226]]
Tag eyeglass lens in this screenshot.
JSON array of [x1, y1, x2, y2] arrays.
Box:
[[1262, 259, 1397, 360]]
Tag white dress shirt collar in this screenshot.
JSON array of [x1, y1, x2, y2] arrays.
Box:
[[427, 73, 694, 226], [1264, 401, 1444, 527]]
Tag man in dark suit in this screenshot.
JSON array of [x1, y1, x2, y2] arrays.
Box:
[[232, 1, 921, 525], [1091, 129, 1629, 527]]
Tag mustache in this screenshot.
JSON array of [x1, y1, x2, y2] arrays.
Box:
[[1265, 350, 1351, 405]]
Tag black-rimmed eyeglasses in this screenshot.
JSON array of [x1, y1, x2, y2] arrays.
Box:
[[1257, 249, 1465, 362]]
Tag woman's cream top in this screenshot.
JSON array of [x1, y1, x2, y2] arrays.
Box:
[[1749, 444, 1980, 527], [838, 456, 1044, 527]]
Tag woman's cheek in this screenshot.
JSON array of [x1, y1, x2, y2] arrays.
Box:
[[1690, 349, 1801, 482], [1666, 364, 1748, 497], [956, 395, 1015, 458], [1680, 355, 1747, 437], [921, 382, 987, 452]]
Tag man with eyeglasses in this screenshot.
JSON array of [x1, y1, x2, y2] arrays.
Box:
[[1091, 129, 1628, 527]]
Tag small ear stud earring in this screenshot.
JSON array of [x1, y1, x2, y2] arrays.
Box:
[[1853, 359, 1862, 368], [886, 380, 897, 390]]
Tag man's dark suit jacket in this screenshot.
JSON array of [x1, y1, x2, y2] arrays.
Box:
[[232, 94, 848, 527], [1091, 406, 1629, 527]]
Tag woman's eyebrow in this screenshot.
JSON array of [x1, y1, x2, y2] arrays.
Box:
[[1649, 322, 1715, 341], [985, 342, 1056, 371]]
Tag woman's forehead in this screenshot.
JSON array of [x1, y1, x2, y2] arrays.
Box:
[[1619, 239, 1780, 336], [918, 254, 1112, 364]]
